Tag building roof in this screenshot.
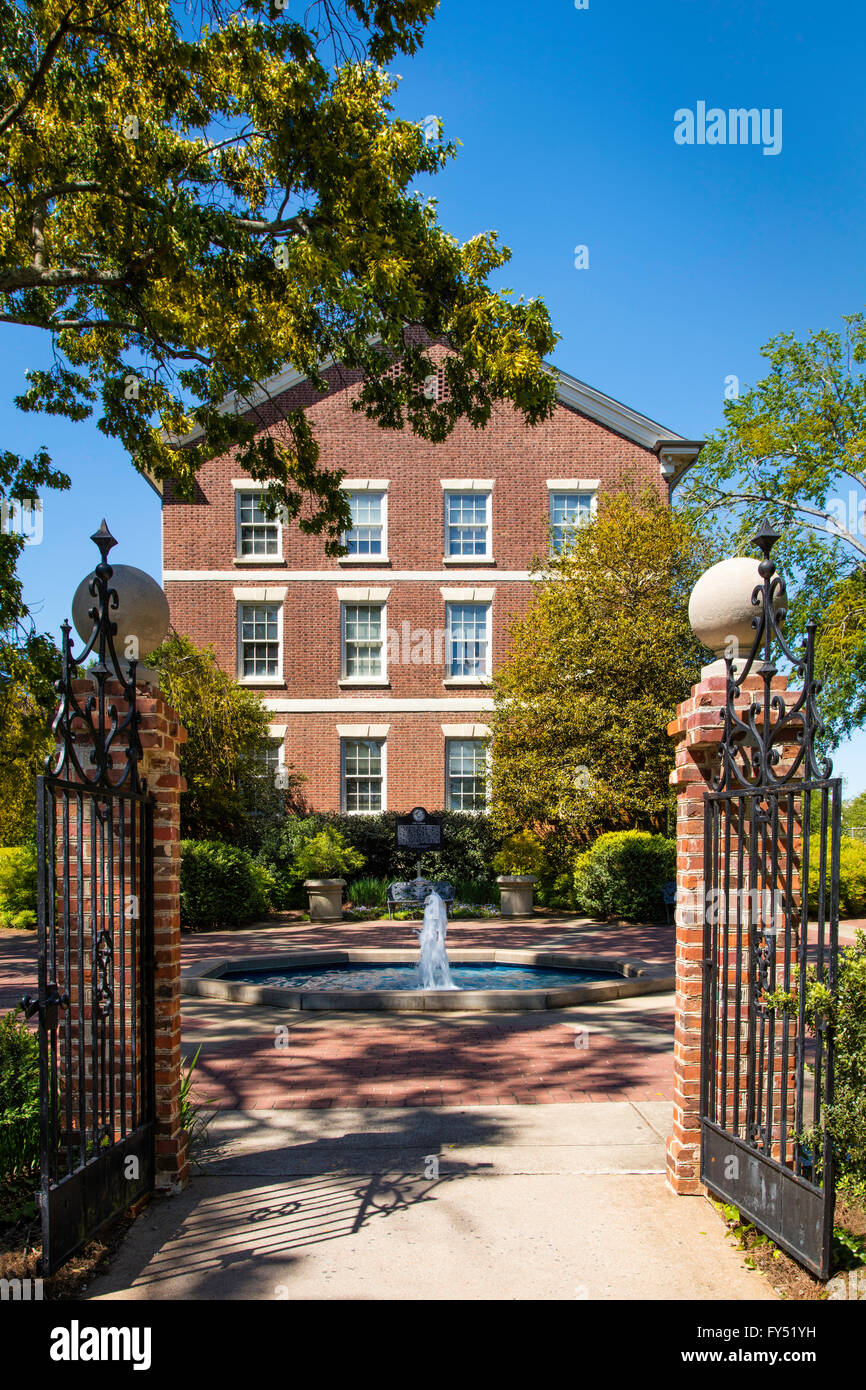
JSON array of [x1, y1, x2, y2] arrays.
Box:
[[149, 357, 703, 498]]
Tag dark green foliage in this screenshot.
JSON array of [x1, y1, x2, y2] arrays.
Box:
[[0, 1008, 40, 1181], [450, 875, 498, 906], [573, 831, 676, 923], [255, 811, 503, 904], [179, 839, 274, 931]]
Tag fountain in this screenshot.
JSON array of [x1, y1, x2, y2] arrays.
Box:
[[412, 891, 457, 990]]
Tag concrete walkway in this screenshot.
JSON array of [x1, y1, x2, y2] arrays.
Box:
[[86, 1101, 776, 1301]]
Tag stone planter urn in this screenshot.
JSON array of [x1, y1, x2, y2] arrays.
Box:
[[496, 874, 537, 917], [304, 879, 346, 922]]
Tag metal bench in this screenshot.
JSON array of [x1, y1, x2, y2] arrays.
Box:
[[386, 879, 454, 918], [662, 880, 677, 925]]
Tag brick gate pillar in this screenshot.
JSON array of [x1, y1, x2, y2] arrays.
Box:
[[137, 682, 189, 1194], [666, 668, 802, 1195], [666, 671, 728, 1195]]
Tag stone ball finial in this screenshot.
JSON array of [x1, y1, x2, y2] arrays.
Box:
[[72, 563, 170, 666], [688, 556, 782, 666]]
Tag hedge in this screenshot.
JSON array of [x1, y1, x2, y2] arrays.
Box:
[[809, 834, 866, 919], [573, 831, 676, 923], [0, 1008, 40, 1180], [255, 811, 503, 905], [0, 844, 38, 929], [180, 839, 274, 930]]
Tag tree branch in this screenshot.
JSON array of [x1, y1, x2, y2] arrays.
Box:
[[701, 488, 866, 562], [0, 8, 76, 137], [0, 249, 160, 293]]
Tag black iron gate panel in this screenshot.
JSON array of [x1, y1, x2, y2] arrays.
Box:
[[700, 522, 840, 1280], [23, 523, 155, 1275]]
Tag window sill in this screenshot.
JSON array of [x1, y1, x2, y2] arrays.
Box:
[[238, 677, 285, 687], [442, 676, 492, 687], [338, 678, 391, 688], [338, 555, 391, 565], [442, 556, 496, 565], [233, 556, 285, 566]]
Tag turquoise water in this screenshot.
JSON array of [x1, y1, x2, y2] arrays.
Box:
[[222, 963, 619, 992]]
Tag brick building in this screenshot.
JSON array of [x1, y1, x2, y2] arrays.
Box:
[[160, 345, 702, 812]]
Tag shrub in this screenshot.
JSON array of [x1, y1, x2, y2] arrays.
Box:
[[0, 844, 38, 930], [492, 829, 545, 877], [255, 811, 503, 898], [767, 931, 866, 1201], [809, 835, 866, 919], [294, 828, 366, 881], [255, 816, 325, 908], [179, 839, 273, 931], [573, 831, 676, 922], [0, 1008, 40, 1181]]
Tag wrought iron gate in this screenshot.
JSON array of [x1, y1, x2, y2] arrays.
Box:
[[700, 521, 840, 1279], [22, 523, 155, 1274]]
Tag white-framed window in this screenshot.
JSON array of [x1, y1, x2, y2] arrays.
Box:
[[446, 738, 488, 811], [549, 491, 594, 552], [236, 491, 280, 558], [342, 737, 385, 812], [344, 491, 386, 557], [446, 602, 490, 679], [342, 602, 385, 680], [253, 741, 281, 779], [238, 602, 281, 680], [444, 491, 491, 558]]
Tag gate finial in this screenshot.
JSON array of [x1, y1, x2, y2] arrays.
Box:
[[90, 519, 118, 563], [751, 517, 781, 557]]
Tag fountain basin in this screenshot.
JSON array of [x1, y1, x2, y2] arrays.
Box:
[[182, 948, 673, 1012]]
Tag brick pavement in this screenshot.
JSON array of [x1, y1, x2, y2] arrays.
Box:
[[187, 913, 677, 1108], [3, 912, 862, 1110]]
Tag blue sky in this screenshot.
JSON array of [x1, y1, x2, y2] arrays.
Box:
[[6, 0, 866, 786]]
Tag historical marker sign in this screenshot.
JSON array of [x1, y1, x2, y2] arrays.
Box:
[[396, 806, 442, 850]]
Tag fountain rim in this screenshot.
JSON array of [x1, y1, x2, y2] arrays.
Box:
[[181, 948, 674, 1012]]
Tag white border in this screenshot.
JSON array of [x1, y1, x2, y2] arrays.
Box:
[[264, 697, 494, 711], [233, 488, 284, 565], [340, 483, 389, 565], [165, 569, 531, 582], [442, 486, 493, 564], [236, 596, 284, 686], [443, 732, 492, 812], [339, 596, 389, 687], [340, 732, 387, 813], [443, 598, 492, 685]]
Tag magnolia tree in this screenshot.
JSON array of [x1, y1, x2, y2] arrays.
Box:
[[490, 489, 711, 852], [677, 311, 866, 742], [0, 0, 557, 621]]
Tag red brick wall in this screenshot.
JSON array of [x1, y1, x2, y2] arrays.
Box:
[[269, 711, 497, 813], [163, 347, 667, 811]]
